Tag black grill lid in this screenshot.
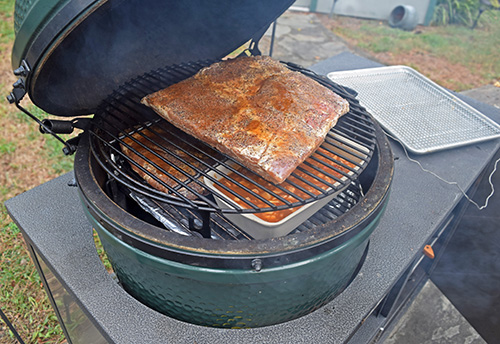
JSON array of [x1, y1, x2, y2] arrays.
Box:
[[13, 0, 294, 116]]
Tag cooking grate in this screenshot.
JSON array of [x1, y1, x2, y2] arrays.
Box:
[[89, 60, 376, 213], [328, 66, 500, 154], [126, 181, 363, 240]]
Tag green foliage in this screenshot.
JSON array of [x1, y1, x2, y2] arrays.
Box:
[[432, 0, 480, 26]]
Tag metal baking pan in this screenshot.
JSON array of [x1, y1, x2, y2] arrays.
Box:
[[327, 66, 500, 154], [204, 135, 368, 239]]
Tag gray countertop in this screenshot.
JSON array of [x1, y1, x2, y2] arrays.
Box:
[[6, 53, 500, 344]]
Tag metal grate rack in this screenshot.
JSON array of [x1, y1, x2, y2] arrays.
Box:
[[89, 60, 377, 213], [328, 66, 500, 154]]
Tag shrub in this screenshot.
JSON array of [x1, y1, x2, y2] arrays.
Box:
[[432, 0, 480, 26]]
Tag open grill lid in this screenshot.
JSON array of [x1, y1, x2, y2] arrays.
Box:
[[11, 0, 295, 116]]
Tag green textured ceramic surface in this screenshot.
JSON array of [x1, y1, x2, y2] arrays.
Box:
[[87, 206, 384, 328], [12, 0, 72, 69], [14, 0, 38, 34]]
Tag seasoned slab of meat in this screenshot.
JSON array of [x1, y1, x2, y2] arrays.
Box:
[[141, 56, 349, 184], [121, 124, 220, 200]]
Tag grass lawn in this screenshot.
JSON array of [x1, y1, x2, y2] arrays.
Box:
[[320, 10, 500, 91], [0, 1, 78, 342], [0, 2, 498, 343]]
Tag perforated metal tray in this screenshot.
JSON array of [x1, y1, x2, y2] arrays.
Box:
[[328, 66, 500, 154]]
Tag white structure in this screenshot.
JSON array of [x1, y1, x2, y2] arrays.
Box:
[[293, 0, 436, 25]]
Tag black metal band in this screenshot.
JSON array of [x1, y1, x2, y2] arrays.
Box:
[[82, 186, 388, 269]]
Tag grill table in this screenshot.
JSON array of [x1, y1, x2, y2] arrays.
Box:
[[6, 53, 500, 344]]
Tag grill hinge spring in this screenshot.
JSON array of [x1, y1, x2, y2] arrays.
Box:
[[13, 102, 91, 155], [7, 59, 93, 155]]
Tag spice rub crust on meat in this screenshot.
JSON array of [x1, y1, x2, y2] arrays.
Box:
[[141, 56, 349, 184]]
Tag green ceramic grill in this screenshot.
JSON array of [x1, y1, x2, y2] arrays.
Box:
[[9, 0, 393, 328]]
